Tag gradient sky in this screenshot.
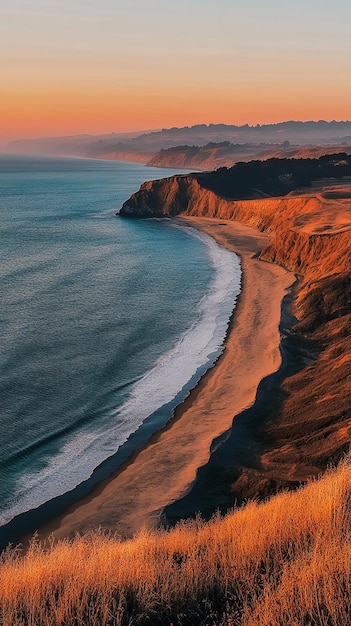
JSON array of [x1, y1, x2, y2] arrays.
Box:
[[1, 0, 351, 145]]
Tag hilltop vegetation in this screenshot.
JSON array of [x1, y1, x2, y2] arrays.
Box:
[[194, 153, 351, 199]]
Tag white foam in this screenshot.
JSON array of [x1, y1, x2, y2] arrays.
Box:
[[1, 224, 241, 525]]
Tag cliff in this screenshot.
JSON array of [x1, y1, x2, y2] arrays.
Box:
[[148, 143, 351, 170], [119, 157, 351, 513], [121, 154, 351, 212], [147, 142, 285, 169]]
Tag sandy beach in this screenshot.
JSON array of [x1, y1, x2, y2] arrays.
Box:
[[36, 216, 294, 541]]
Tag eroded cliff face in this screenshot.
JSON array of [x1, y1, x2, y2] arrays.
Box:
[[120, 173, 351, 512], [119, 176, 198, 217], [120, 174, 351, 280]]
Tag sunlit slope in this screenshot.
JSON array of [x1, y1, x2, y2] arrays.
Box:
[[1, 459, 351, 625]]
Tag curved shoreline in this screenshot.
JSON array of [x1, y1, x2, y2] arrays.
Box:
[[16, 216, 293, 543], [0, 219, 240, 550]]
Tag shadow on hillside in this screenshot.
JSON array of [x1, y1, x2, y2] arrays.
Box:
[[163, 287, 320, 526]]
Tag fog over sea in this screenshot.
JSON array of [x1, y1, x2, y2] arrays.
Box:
[[0, 155, 241, 532]]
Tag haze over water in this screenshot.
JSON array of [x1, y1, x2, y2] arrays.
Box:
[[0, 155, 241, 528]]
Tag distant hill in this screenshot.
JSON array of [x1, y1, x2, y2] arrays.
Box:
[[5, 130, 154, 158], [5, 121, 351, 164], [148, 142, 351, 170], [136, 120, 351, 149]]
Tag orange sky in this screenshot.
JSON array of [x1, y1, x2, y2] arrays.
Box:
[[1, 0, 351, 146]]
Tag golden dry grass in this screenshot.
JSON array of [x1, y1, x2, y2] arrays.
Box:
[[1, 457, 351, 625]]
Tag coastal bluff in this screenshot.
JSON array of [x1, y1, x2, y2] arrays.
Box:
[[119, 155, 351, 514]]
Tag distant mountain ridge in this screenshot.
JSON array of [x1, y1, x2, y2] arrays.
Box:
[[5, 130, 153, 157], [148, 142, 351, 170], [135, 120, 351, 147], [6, 121, 351, 164]]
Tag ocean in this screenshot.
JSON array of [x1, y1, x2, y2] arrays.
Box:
[[0, 155, 241, 539]]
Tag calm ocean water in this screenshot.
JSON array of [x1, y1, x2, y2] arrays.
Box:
[[0, 155, 241, 530]]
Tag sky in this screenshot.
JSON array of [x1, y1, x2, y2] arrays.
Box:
[[1, 0, 351, 145]]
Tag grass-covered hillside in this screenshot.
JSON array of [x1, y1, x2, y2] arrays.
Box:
[[1, 457, 351, 625]]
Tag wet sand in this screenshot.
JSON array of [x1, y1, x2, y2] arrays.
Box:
[[36, 216, 294, 541]]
